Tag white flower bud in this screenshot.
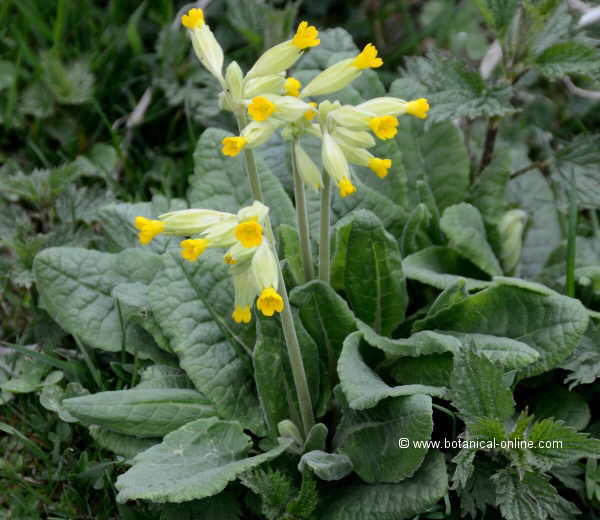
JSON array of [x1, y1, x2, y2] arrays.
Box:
[[333, 127, 376, 148], [322, 131, 350, 183], [357, 97, 408, 116], [294, 142, 323, 190], [190, 25, 225, 84], [246, 41, 302, 79], [243, 74, 285, 99], [498, 209, 528, 274], [225, 61, 244, 102], [158, 208, 233, 235], [300, 59, 362, 97]]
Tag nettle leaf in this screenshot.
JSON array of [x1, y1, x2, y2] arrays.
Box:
[[254, 312, 321, 433], [335, 386, 434, 483], [320, 450, 447, 520], [188, 128, 294, 230], [98, 195, 187, 253], [115, 418, 291, 503], [290, 280, 357, 391], [440, 203, 503, 277], [492, 469, 580, 520], [531, 385, 590, 431], [525, 418, 600, 470], [450, 347, 515, 425], [63, 389, 215, 437], [34, 247, 161, 352], [339, 332, 445, 411], [148, 251, 263, 434], [298, 451, 353, 482], [403, 246, 492, 291], [474, 0, 519, 37], [41, 54, 94, 105], [88, 426, 158, 459], [508, 170, 561, 278], [332, 210, 407, 335], [414, 277, 589, 378], [554, 134, 600, 210], [533, 41, 600, 80], [391, 54, 516, 126], [393, 116, 470, 211], [563, 325, 600, 388]]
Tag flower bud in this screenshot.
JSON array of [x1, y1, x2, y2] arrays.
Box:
[[241, 120, 280, 148], [300, 59, 362, 97], [189, 24, 225, 84], [336, 140, 372, 166], [322, 132, 350, 184], [357, 97, 408, 116], [243, 74, 285, 99], [498, 209, 528, 274], [225, 61, 244, 102], [157, 208, 233, 235], [329, 106, 372, 129], [232, 267, 258, 323], [294, 142, 323, 190], [251, 241, 279, 291], [333, 127, 376, 148]]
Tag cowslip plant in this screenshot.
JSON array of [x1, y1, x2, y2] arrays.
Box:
[[28, 3, 600, 519]]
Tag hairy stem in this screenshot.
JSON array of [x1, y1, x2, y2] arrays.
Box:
[[319, 173, 332, 283], [236, 114, 315, 437], [291, 140, 315, 282], [566, 169, 578, 298]]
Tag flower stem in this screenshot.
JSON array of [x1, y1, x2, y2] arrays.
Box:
[[236, 114, 315, 437], [291, 140, 315, 283], [319, 173, 331, 283]]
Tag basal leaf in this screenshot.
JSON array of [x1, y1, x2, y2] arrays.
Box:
[[116, 418, 291, 503], [298, 451, 353, 482], [88, 425, 158, 459]]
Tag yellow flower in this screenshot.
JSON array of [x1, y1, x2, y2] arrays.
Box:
[[285, 77, 301, 97], [406, 98, 430, 119], [368, 158, 392, 179], [222, 136, 247, 156], [224, 254, 237, 265], [256, 287, 284, 316], [232, 305, 252, 323], [180, 238, 209, 262], [134, 217, 165, 245], [292, 21, 320, 49], [181, 8, 204, 29], [338, 177, 357, 198], [352, 43, 383, 70], [304, 102, 317, 121], [248, 96, 276, 122], [235, 219, 263, 248], [369, 115, 398, 140]]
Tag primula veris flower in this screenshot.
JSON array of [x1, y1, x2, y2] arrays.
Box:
[[180, 238, 209, 262], [333, 127, 376, 148], [368, 158, 392, 179], [285, 77, 302, 97], [246, 22, 319, 78], [240, 120, 281, 149], [338, 177, 357, 197], [157, 208, 232, 235], [181, 8, 204, 28], [244, 75, 286, 99], [181, 8, 224, 84], [248, 96, 276, 122], [369, 115, 398, 140], [222, 137, 247, 156], [406, 98, 430, 119], [235, 219, 263, 248], [257, 287, 284, 316], [353, 43, 383, 69], [134, 217, 165, 245], [329, 106, 372, 129], [300, 59, 361, 97], [260, 94, 315, 122], [232, 305, 252, 323], [292, 21, 320, 49], [232, 267, 258, 323], [304, 102, 318, 121]]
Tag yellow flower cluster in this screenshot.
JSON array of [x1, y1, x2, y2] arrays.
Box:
[[134, 202, 283, 322]]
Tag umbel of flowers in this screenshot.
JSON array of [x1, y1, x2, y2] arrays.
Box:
[[134, 201, 283, 323], [180, 7, 430, 199]]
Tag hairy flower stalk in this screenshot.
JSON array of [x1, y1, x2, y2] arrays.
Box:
[[319, 173, 332, 282], [291, 138, 315, 282]]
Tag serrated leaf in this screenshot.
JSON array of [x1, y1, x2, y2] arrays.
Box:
[[450, 347, 515, 425], [188, 128, 294, 230], [474, 0, 519, 37], [334, 386, 434, 483], [115, 418, 291, 503], [562, 325, 600, 388], [298, 451, 353, 481], [42, 55, 94, 105], [493, 469, 580, 520], [332, 210, 407, 335], [414, 277, 589, 378], [440, 203, 503, 276], [64, 389, 216, 437], [34, 247, 161, 352], [533, 41, 600, 80], [339, 332, 445, 411], [320, 450, 448, 520], [148, 251, 263, 434], [403, 246, 492, 291]]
